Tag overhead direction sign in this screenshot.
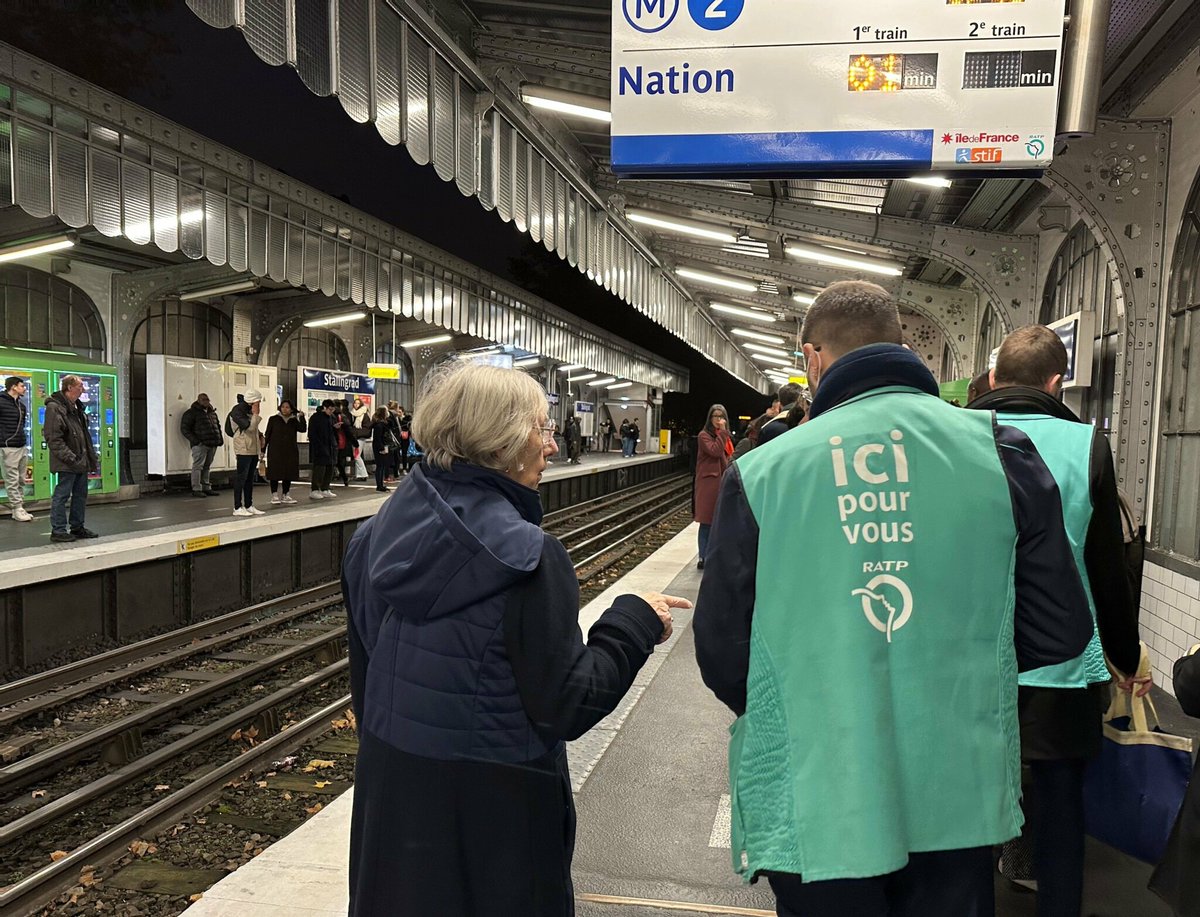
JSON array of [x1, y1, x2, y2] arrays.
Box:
[[611, 0, 1068, 177]]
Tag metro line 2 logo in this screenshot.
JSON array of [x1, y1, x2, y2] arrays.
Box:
[[956, 147, 1003, 163], [622, 0, 679, 32]]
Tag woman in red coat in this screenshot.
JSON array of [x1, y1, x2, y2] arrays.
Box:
[[694, 403, 732, 569]]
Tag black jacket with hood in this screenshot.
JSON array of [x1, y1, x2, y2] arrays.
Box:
[[180, 401, 224, 448]]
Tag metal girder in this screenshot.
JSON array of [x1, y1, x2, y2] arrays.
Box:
[[605, 177, 1040, 332], [895, 280, 980, 380], [1041, 118, 1171, 510], [475, 33, 610, 84]]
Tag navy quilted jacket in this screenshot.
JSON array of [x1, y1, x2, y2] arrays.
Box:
[[342, 460, 556, 763]]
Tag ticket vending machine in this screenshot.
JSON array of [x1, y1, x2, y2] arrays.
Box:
[[0, 349, 120, 504]]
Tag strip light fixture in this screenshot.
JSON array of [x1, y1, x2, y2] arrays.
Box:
[[676, 267, 759, 293], [607, 381, 634, 390], [587, 377, 618, 387], [792, 293, 817, 306], [710, 303, 776, 323], [304, 311, 367, 328], [785, 243, 903, 277], [181, 279, 259, 301], [731, 328, 786, 344], [743, 344, 790, 358], [566, 373, 597, 382], [401, 334, 452, 348], [557, 363, 585, 372], [513, 357, 542, 368], [904, 177, 953, 188], [0, 233, 76, 264], [751, 353, 791, 366], [521, 85, 612, 123], [626, 209, 736, 243]]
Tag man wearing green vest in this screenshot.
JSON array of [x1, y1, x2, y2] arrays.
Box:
[[968, 324, 1145, 916], [695, 281, 1094, 916]]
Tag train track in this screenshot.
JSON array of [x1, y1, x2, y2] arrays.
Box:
[[0, 476, 693, 915]]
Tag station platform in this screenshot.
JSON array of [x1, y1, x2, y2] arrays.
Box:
[[0, 451, 675, 590], [181, 524, 1188, 917]]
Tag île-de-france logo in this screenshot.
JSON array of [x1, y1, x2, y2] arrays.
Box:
[[851, 574, 914, 643]]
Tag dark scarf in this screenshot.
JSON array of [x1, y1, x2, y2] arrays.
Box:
[[968, 385, 1080, 423], [808, 344, 939, 420]]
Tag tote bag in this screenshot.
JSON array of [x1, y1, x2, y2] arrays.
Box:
[[1083, 687, 1193, 863]]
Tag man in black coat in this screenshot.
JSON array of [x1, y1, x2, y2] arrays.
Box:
[[179, 393, 224, 497], [43, 374, 100, 542], [307, 400, 338, 500]]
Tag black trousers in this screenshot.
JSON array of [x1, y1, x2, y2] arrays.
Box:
[[767, 847, 995, 917], [1028, 758, 1088, 917], [234, 454, 257, 508]]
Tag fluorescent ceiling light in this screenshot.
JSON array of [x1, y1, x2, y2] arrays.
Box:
[[744, 344, 790, 358], [467, 347, 502, 357], [558, 363, 585, 372], [180, 279, 259, 301], [513, 357, 542, 367], [567, 373, 597, 382], [587, 377, 618, 387], [731, 328, 786, 344], [904, 177, 953, 188], [0, 233, 76, 264], [676, 268, 759, 293], [785, 244, 903, 277], [304, 311, 367, 328], [8, 346, 77, 356], [626, 209, 736, 243], [711, 303, 776, 323], [402, 334, 452, 348], [607, 381, 634, 390], [751, 353, 791, 366], [792, 293, 817, 306], [620, 397, 631, 401], [521, 85, 611, 123]]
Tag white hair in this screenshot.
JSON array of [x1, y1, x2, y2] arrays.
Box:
[[412, 360, 548, 472]]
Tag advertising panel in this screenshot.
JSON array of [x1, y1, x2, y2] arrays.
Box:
[[611, 0, 1067, 175], [297, 367, 376, 443]]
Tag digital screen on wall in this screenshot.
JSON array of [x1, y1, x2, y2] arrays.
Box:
[[1053, 318, 1078, 383]]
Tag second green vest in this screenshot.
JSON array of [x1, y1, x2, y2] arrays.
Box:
[[997, 412, 1107, 688]]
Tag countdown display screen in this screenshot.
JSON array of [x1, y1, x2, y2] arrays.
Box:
[[612, 0, 1067, 176]]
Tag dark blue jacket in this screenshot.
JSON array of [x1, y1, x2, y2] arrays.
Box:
[[307, 409, 338, 466], [344, 461, 556, 763], [0, 391, 27, 449]]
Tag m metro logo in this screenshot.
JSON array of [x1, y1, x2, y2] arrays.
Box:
[[955, 147, 1003, 163], [622, 0, 679, 32]]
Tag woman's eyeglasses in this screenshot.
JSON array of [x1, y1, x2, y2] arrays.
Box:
[[537, 422, 557, 444]]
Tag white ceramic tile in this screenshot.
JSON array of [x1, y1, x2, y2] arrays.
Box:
[[1186, 576, 1200, 601]]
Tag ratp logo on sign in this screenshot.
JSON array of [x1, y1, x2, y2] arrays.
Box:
[[622, 0, 679, 32]]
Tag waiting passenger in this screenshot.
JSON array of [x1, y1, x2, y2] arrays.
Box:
[[227, 389, 265, 517], [628, 418, 640, 456], [599, 417, 614, 453], [179, 392, 224, 499], [565, 414, 582, 464], [333, 405, 359, 487], [307, 400, 338, 500], [1, 375, 34, 521], [263, 400, 306, 505], [968, 325, 1144, 915], [369, 406, 393, 493], [342, 361, 689, 917], [756, 382, 803, 446], [693, 403, 732, 570], [695, 281, 1094, 916], [44, 374, 99, 542]]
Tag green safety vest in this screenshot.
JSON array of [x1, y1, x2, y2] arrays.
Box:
[[730, 387, 1023, 882], [997, 413, 1107, 688]]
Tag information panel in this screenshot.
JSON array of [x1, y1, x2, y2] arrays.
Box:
[[611, 0, 1067, 176]]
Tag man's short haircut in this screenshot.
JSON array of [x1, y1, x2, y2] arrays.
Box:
[[801, 281, 903, 355], [776, 383, 803, 408], [993, 325, 1068, 388], [60, 374, 83, 393], [322, 399, 337, 409], [4, 376, 23, 392]]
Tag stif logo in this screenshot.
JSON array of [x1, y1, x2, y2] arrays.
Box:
[[622, 0, 680, 32], [852, 574, 914, 642]]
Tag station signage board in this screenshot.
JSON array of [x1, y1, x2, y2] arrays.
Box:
[[611, 0, 1068, 176]]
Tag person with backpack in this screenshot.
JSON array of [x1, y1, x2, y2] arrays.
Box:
[[371, 406, 395, 493], [226, 389, 265, 516]]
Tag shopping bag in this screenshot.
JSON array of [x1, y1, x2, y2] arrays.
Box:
[[354, 455, 368, 479], [1083, 685, 1193, 863]]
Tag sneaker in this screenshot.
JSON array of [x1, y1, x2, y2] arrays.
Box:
[[309, 491, 325, 500], [71, 528, 99, 539], [271, 493, 282, 505], [233, 507, 251, 516], [281, 495, 298, 505], [247, 506, 266, 515], [13, 509, 33, 522], [376, 486, 389, 493], [323, 489, 336, 498], [50, 531, 76, 542], [191, 491, 208, 499]]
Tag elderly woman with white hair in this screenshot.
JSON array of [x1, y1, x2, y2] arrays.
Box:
[[342, 361, 689, 917]]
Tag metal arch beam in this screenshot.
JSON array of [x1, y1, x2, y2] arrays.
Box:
[[1039, 117, 1171, 512], [604, 178, 1040, 331], [895, 280, 980, 379]]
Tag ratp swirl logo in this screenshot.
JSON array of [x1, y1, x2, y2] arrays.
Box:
[[851, 574, 914, 643]]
